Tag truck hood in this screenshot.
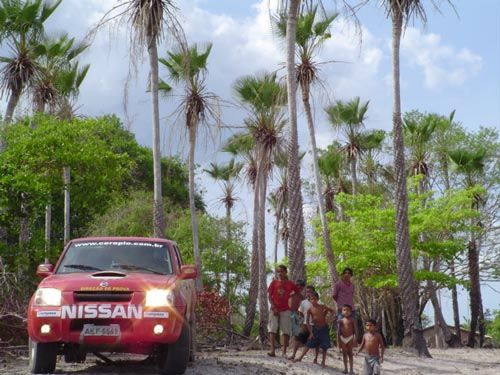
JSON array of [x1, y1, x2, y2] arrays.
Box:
[[38, 272, 177, 293]]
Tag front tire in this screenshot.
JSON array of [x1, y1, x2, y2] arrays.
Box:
[[28, 338, 57, 374], [158, 323, 190, 375]]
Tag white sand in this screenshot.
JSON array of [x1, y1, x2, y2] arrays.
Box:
[[1, 348, 499, 374]]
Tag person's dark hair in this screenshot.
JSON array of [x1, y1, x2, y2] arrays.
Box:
[[366, 319, 377, 326], [277, 265, 287, 273], [342, 304, 352, 311], [296, 279, 306, 287], [342, 267, 353, 276], [306, 285, 315, 291], [311, 292, 319, 299]]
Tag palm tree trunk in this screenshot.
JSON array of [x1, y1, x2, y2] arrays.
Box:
[[301, 86, 339, 284], [391, 10, 430, 357], [350, 157, 357, 195], [44, 203, 51, 263], [148, 39, 165, 239], [285, 0, 305, 282], [63, 166, 70, 244], [274, 205, 282, 265], [4, 86, 22, 124], [430, 286, 461, 347], [188, 125, 202, 291], [258, 167, 269, 343], [243, 163, 262, 337], [467, 237, 481, 347], [225, 203, 231, 299]]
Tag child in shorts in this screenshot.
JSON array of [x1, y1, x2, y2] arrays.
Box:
[[293, 292, 334, 367], [356, 319, 385, 375]]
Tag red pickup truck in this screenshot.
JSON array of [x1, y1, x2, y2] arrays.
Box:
[[27, 237, 197, 375]]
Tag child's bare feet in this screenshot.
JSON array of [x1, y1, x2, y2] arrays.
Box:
[[287, 355, 295, 361], [313, 358, 318, 364], [293, 357, 302, 363], [342, 369, 348, 374], [321, 362, 327, 368]]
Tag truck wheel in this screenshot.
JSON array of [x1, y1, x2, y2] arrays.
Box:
[[28, 338, 57, 374], [158, 323, 190, 375]]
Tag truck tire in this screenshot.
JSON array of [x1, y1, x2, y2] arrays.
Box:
[[158, 323, 190, 375], [28, 338, 57, 374]]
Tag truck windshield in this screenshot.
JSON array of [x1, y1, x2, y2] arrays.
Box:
[[56, 241, 173, 275]]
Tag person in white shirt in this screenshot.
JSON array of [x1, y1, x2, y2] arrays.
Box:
[[288, 285, 315, 360]]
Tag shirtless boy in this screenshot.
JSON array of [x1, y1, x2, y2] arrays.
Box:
[[288, 284, 314, 361], [356, 319, 385, 375], [338, 304, 356, 374], [293, 292, 334, 367]]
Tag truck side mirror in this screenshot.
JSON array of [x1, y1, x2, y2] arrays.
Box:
[[179, 265, 197, 280], [36, 263, 54, 278]]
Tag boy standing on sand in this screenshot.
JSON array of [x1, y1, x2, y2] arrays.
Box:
[[267, 265, 300, 357], [293, 292, 334, 367], [356, 319, 385, 375], [338, 304, 356, 374], [288, 284, 315, 361]]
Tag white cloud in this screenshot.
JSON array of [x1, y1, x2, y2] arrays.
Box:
[[400, 27, 482, 89]]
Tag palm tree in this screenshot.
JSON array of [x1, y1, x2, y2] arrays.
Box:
[[31, 33, 89, 114], [274, 4, 340, 285], [160, 42, 219, 291], [268, 151, 288, 265], [204, 159, 242, 297], [359, 129, 385, 193], [404, 112, 461, 347], [381, 0, 438, 356], [223, 133, 259, 337], [99, 0, 184, 239], [325, 97, 369, 196], [0, 0, 62, 123], [317, 144, 348, 219], [449, 148, 486, 347], [233, 72, 287, 341], [282, 0, 306, 282]]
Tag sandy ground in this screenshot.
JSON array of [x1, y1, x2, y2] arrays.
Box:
[[1, 347, 499, 374]]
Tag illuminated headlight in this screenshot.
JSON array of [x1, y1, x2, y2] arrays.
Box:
[[34, 288, 62, 306], [145, 289, 174, 307]]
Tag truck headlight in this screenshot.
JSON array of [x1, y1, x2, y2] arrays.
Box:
[[145, 289, 174, 307], [34, 288, 62, 306]]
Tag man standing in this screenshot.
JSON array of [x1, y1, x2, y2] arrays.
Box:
[[333, 268, 357, 339], [267, 265, 300, 357]]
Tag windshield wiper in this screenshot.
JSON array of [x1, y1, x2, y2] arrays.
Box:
[[63, 264, 103, 271], [111, 263, 163, 275]]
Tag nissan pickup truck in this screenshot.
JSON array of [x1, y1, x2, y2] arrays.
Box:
[[27, 237, 197, 375]]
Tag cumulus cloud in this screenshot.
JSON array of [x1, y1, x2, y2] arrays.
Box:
[[401, 27, 482, 89]]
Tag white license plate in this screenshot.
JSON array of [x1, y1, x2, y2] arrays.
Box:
[[82, 324, 121, 337]]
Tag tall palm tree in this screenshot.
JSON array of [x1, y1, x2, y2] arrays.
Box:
[[223, 133, 259, 337], [275, 4, 340, 285], [282, 0, 306, 282], [204, 159, 242, 297], [233, 72, 287, 341], [449, 148, 486, 347], [99, 0, 184, 238], [432, 110, 462, 336], [325, 97, 369, 196], [160, 42, 219, 291], [268, 151, 288, 265], [0, 0, 62, 123], [381, 0, 437, 356], [404, 112, 461, 347]]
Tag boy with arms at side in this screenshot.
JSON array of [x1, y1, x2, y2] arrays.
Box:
[[338, 304, 356, 374], [356, 319, 385, 375], [293, 292, 334, 368], [288, 284, 315, 361]]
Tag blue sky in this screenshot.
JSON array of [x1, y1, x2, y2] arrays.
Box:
[[1, 0, 498, 323]]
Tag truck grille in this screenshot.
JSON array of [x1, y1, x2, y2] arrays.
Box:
[[73, 291, 133, 302]]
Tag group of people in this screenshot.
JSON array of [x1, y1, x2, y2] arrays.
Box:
[[267, 265, 385, 375]]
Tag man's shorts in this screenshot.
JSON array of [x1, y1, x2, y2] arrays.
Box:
[[268, 310, 292, 336], [297, 328, 309, 344], [306, 325, 331, 349]]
